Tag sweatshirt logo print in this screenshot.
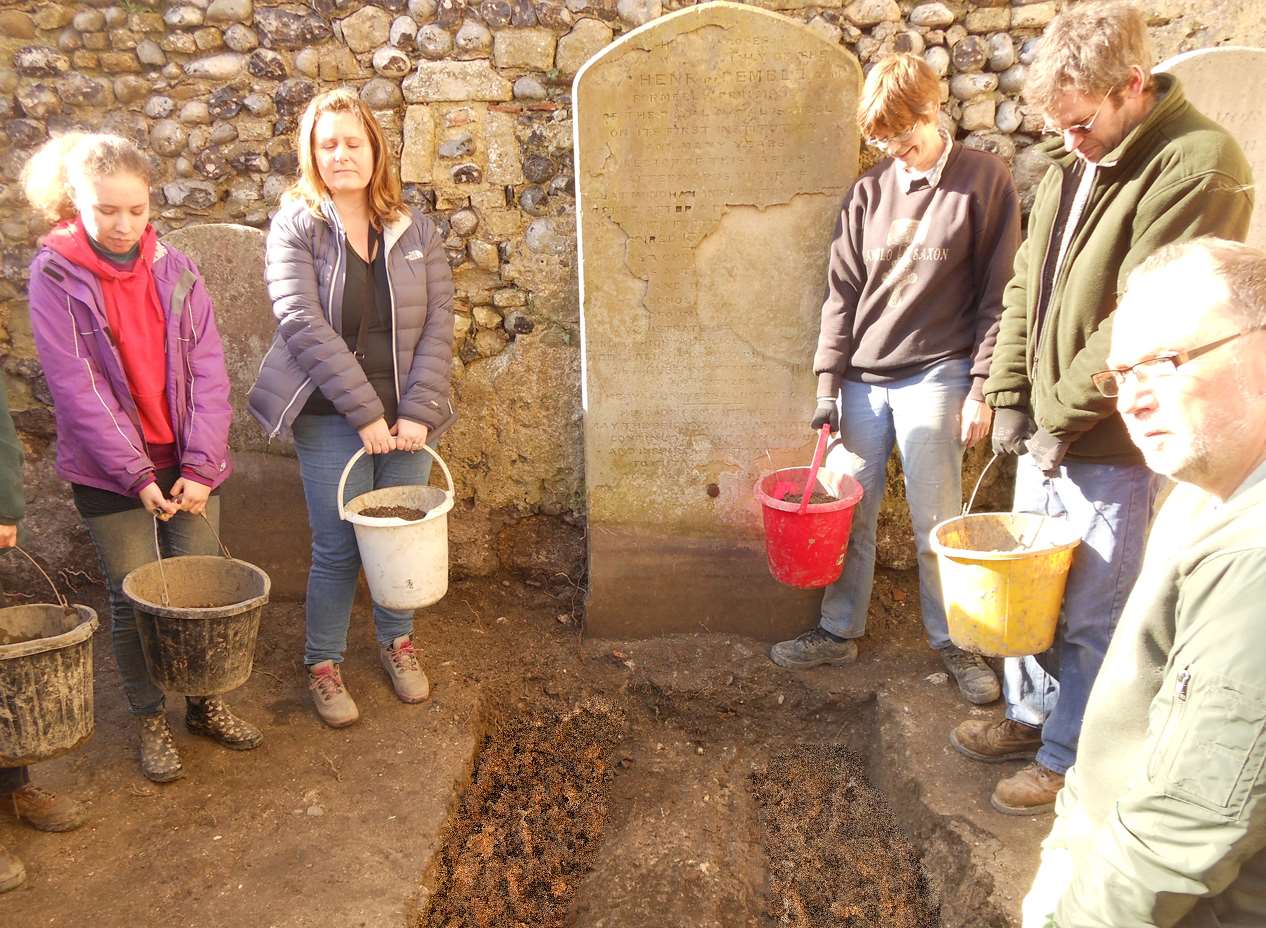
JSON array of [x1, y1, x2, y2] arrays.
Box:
[[870, 218, 950, 310]]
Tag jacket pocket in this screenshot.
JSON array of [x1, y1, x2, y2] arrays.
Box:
[[1161, 671, 1266, 817]]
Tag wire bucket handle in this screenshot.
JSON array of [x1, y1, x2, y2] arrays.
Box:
[[7, 545, 70, 609], [963, 452, 1002, 516], [336, 445, 457, 522], [151, 512, 232, 608]]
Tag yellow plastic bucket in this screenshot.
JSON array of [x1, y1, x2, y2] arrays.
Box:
[[929, 512, 1080, 658]]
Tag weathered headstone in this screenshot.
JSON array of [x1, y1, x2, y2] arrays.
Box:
[[575, 2, 862, 639], [1158, 47, 1266, 247], [164, 223, 310, 598]]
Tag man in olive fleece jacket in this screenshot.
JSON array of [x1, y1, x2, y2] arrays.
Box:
[[951, 1, 1254, 817], [1023, 239, 1266, 927], [0, 370, 89, 892]]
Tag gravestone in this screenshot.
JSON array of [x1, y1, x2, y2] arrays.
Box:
[[1158, 47, 1266, 247], [164, 223, 310, 598], [574, 2, 862, 639]]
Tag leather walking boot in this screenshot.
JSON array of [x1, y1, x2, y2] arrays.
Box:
[[950, 718, 1042, 763], [8, 784, 87, 832], [991, 762, 1065, 815]]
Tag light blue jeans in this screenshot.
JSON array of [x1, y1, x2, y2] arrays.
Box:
[[292, 414, 433, 666], [1004, 453, 1157, 774], [819, 358, 970, 650]]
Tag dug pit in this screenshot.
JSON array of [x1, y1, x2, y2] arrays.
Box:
[[412, 670, 1007, 928]]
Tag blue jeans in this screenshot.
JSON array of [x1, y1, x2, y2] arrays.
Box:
[[291, 414, 433, 665], [819, 358, 970, 650], [1004, 454, 1157, 774], [83, 501, 223, 715]]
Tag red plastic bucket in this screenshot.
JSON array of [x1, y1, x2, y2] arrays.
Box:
[[756, 467, 864, 588]]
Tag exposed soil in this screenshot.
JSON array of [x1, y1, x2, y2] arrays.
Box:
[[781, 491, 838, 505], [753, 747, 935, 927], [417, 696, 625, 928], [360, 505, 431, 520]]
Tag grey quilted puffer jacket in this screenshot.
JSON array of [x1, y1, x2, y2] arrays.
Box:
[[247, 197, 456, 442]]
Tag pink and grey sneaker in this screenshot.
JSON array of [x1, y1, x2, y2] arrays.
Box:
[[307, 661, 360, 728], [379, 636, 430, 704]]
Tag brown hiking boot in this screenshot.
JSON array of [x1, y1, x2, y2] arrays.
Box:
[[950, 718, 1042, 763], [380, 636, 430, 704], [308, 660, 360, 728], [0, 841, 24, 893], [991, 762, 1064, 815], [139, 714, 185, 783], [8, 784, 87, 833], [186, 697, 264, 751]]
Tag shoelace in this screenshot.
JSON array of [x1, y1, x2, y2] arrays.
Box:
[[12, 785, 56, 806], [388, 641, 420, 673], [312, 670, 346, 702]]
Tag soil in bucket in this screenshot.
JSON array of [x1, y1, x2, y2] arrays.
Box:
[[359, 505, 430, 520], [781, 490, 838, 506]]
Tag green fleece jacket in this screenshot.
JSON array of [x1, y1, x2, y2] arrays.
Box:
[[0, 369, 23, 526], [985, 74, 1254, 464], [1044, 460, 1266, 927]]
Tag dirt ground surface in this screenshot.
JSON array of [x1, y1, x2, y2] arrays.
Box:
[[1, 569, 1046, 927]]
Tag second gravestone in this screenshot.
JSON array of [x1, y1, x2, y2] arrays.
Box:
[[575, 2, 862, 639]]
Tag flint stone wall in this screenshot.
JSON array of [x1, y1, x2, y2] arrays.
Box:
[[0, 0, 1259, 608]]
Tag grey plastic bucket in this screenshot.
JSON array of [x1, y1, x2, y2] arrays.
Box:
[[0, 603, 99, 766], [123, 554, 270, 696]]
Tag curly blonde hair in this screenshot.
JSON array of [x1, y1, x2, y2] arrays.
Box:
[[286, 87, 407, 227], [21, 132, 151, 224]]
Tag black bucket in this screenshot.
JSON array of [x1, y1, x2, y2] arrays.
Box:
[[0, 550, 99, 766], [123, 544, 270, 696]]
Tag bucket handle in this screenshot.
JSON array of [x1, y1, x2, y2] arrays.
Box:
[[151, 512, 233, 608], [6, 545, 70, 609], [798, 424, 832, 515], [963, 452, 1002, 516], [336, 444, 456, 522]]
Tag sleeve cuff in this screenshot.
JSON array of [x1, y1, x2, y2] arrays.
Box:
[[816, 371, 842, 398], [969, 377, 986, 402], [179, 467, 214, 487]]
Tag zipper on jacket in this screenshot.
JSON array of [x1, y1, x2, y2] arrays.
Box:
[[384, 237, 402, 409], [1176, 667, 1191, 702], [267, 219, 343, 440]]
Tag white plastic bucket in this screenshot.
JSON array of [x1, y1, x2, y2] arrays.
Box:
[[336, 446, 456, 610]]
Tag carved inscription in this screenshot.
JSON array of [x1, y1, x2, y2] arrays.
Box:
[[576, 3, 862, 635]]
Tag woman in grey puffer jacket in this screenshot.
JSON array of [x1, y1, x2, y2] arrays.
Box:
[[247, 88, 455, 728]]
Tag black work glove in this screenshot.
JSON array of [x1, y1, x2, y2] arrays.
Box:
[[810, 397, 839, 433], [990, 407, 1037, 456], [1025, 427, 1070, 476]]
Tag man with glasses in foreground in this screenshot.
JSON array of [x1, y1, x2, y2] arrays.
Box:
[[949, 0, 1254, 816], [1021, 237, 1266, 927]]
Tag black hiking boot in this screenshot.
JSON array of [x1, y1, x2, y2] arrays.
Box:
[[769, 627, 859, 669]]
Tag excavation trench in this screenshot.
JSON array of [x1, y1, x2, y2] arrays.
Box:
[[413, 678, 1004, 928]]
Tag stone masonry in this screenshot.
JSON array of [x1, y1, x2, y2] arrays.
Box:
[[0, 0, 1259, 605]]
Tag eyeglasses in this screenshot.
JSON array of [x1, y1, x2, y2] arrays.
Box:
[[866, 126, 917, 153], [1091, 325, 1266, 397], [1041, 84, 1119, 139]]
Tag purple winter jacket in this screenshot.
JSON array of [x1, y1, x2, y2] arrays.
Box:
[[27, 239, 234, 498]]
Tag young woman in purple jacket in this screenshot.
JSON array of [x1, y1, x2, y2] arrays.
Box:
[[23, 133, 262, 783], [248, 89, 456, 728]]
